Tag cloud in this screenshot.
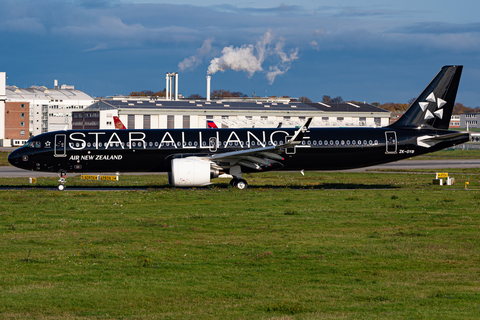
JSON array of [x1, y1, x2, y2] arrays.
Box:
[[178, 38, 214, 71], [207, 31, 299, 84], [0, 17, 47, 35], [394, 22, 480, 35]]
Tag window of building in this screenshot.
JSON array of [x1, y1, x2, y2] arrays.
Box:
[[21, 104, 25, 109], [374, 117, 381, 126], [21, 122, 25, 127], [337, 117, 344, 121], [128, 115, 135, 129], [183, 115, 190, 129], [20, 130, 25, 136], [144, 115, 151, 129], [21, 113, 25, 118], [167, 115, 174, 129]]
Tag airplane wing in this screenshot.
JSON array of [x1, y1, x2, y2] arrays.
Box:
[[210, 118, 312, 170], [417, 132, 470, 148]]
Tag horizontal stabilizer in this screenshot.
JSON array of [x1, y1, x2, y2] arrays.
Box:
[[417, 132, 470, 148]]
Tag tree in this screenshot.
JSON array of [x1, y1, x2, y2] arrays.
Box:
[[211, 90, 248, 98], [331, 96, 344, 103], [129, 90, 166, 98], [188, 94, 204, 99], [407, 97, 416, 105], [322, 95, 331, 103], [298, 96, 312, 103]]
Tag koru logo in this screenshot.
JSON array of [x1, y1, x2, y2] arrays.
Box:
[[419, 92, 446, 120]]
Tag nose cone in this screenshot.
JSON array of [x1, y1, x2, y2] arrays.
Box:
[[8, 149, 23, 168]]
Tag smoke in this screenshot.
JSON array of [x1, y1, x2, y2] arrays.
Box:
[[178, 37, 214, 72], [207, 30, 299, 84]]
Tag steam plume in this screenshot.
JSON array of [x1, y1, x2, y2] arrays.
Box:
[[178, 38, 214, 72], [207, 31, 298, 84]]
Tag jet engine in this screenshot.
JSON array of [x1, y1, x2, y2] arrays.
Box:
[[168, 157, 219, 187]]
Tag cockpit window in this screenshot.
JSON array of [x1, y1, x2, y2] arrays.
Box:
[[25, 141, 41, 148]]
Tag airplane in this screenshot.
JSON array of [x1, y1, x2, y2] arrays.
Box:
[[8, 66, 470, 191], [113, 116, 126, 129], [207, 120, 218, 129]]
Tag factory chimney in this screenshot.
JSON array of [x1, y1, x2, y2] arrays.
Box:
[[165, 72, 179, 100], [54, 79, 58, 88], [206, 76, 211, 101], [165, 73, 170, 100], [174, 73, 178, 101]]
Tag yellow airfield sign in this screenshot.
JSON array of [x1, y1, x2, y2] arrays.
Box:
[[81, 175, 119, 181], [436, 172, 448, 179]]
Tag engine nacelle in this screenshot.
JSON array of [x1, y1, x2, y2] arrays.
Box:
[[168, 157, 219, 187]]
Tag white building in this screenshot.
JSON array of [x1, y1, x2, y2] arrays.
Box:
[[0, 72, 6, 141], [73, 96, 391, 130], [5, 78, 94, 136]]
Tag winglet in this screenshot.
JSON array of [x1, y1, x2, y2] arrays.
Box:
[[286, 117, 312, 146]]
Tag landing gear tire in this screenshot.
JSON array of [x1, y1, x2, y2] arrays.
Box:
[[235, 179, 248, 190], [230, 178, 239, 188], [57, 170, 67, 191]]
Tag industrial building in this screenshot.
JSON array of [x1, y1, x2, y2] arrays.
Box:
[[73, 97, 391, 130], [0, 72, 95, 146], [73, 73, 390, 130]]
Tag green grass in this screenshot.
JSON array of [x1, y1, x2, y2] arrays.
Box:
[[1, 173, 480, 319], [0, 170, 479, 190], [414, 148, 480, 160], [0, 152, 10, 166]]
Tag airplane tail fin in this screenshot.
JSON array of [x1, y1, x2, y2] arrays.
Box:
[[113, 116, 127, 129], [207, 120, 218, 129], [388, 66, 462, 130]]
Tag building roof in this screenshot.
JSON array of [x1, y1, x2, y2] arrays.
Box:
[[6, 85, 93, 101], [84, 99, 389, 114]]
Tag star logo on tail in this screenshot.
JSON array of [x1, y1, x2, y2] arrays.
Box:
[[420, 92, 446, 120]]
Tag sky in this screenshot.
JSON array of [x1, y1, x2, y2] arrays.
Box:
[[1, 0, 479, 107]]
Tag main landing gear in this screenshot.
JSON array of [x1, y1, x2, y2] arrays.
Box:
[[229, 178, 248, 190], [57, 171, 67, 191]]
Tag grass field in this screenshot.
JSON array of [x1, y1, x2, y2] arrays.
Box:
[[1, 172, 480, 319]]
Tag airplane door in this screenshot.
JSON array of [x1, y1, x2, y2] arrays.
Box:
[[209, 137, 217, 152], [285, 136, 296, 154], [385, 131, 397, 154], [54, 134, 67, 157]]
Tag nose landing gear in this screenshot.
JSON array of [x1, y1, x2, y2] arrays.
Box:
[[57, 171, 67, 191]]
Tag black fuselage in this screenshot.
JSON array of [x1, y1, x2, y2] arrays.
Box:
[[8, 126, 470, 174]]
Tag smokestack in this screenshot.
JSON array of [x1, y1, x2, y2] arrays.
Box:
[[169, 73, 175, 100], [206, 76, 211, 101], [54, 79, 58, 88], [165, 73, 170, 100], [174, 73, 178, 101]]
